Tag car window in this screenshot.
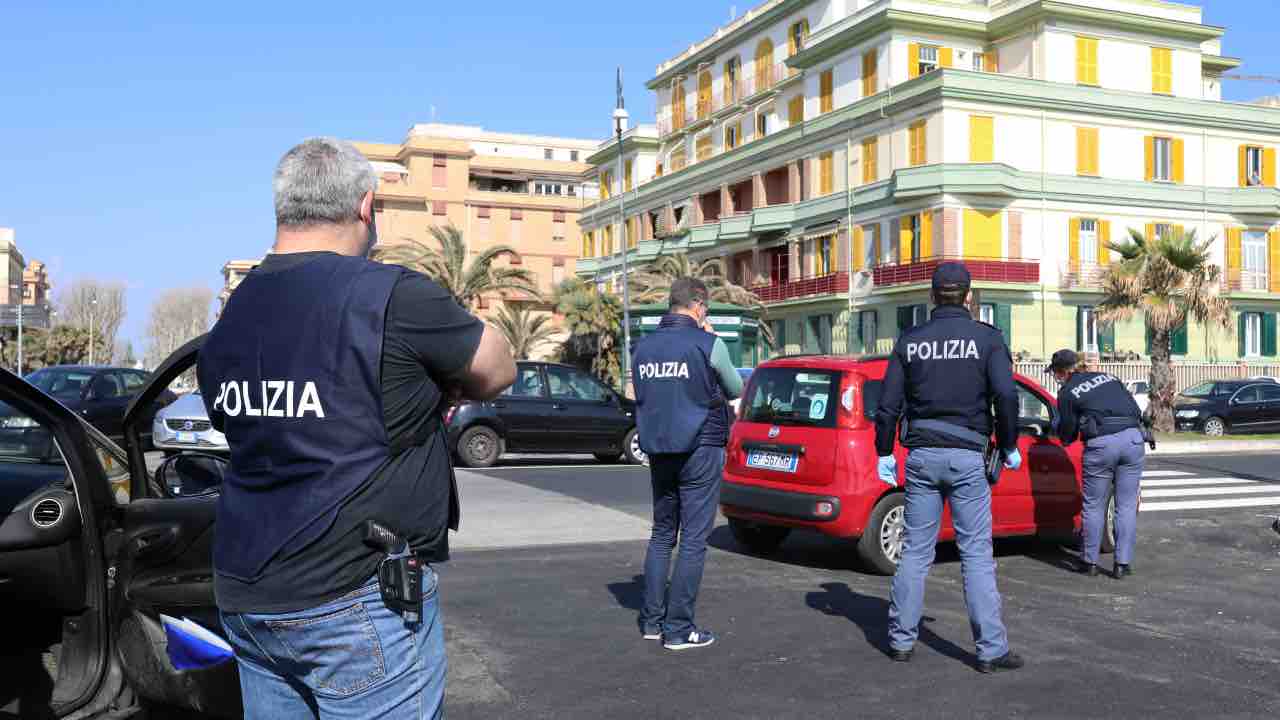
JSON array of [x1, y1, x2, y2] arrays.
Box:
[[504, 366, 546, 399], [25, 368, 95, 400], [0, 404, 71, 515], [1131, 382, 1148, 394], [1214, 384, 1238, 397], [1017, 384, 1054, 432], [121, 371, 148, 392], [1234, 386, 1261, 403], [742, 368, 838, 428], [862, 379, 883, 420], [91, 373, 124, 399], [1261, 385, 1280, 402], [546, 366, 609, 402]]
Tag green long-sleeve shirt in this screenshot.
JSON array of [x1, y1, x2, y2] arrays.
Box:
[[709, 337, 743, 399]]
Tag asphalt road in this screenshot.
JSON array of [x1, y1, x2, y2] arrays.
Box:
[[439, 452, 1280, 720]]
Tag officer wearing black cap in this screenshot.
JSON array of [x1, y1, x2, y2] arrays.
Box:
[[1048, 349, 1148, 579], [874, 261, 1024, 674]]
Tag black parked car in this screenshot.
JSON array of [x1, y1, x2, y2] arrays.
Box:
[[447, 361, 643, 468], [6, 366, 176, 448], [1174, 379, 1280, 435]]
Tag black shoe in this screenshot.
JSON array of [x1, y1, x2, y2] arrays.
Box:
[[1114, 563, 1132, 579], [976, 652, 1025, 674], [1076, 561, 1099, 577], [889, 648, 913, 662]]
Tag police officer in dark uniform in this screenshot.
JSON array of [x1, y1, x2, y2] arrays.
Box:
[[1049, 349, 1149, 579], [874, 262, 1024, 673], [632, 277, 743, 651], [199, 137, 515, 719]]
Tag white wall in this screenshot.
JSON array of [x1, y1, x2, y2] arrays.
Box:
[[997, 32, 1035, 78], [1043, 27, 1204, 99]]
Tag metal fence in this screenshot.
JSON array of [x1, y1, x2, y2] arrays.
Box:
[[1013, 361, 1280, 392]]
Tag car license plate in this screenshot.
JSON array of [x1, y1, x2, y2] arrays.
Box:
[[177, 432, 196, 444], [746, 450, 798, 473]]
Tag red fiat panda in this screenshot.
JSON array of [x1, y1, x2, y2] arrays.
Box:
[[720, 355, 1089, 574]]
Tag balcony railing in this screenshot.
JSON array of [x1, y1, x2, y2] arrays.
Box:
[[1228, 269, 1270, 292], [873, 256, 1040, 287], [1060, 262, 1109, 289], [741, 62, 798, 99], [751, 272, 849, 303]]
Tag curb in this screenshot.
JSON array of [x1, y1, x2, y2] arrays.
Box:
[[1149, 439, 1280, 455]]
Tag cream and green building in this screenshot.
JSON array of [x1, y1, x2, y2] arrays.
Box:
[[576, 0, 1280, 364]]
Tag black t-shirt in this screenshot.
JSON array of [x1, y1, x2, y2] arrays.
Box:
[[215, 252, 483, 614]]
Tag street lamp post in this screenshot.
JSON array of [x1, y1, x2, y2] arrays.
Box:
[[89, 297, 98, 366], [614, 68, 633, 396], [7, 286, 22, 376]]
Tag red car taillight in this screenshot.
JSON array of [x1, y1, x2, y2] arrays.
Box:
[[837, 371, 860, 429]]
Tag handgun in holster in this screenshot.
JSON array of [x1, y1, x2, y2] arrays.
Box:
[[362, 520, 424, 626], [1140, 416, 1157, 450]]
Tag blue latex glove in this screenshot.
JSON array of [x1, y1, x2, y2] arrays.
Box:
[[877, 455, 898, 487], [1003, 448, 1022, 471]]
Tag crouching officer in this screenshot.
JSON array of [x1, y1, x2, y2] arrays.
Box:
[[874, 262, 1024, 674], [1049, 350, 1149, 579], [632, 277, 743, 651], [198, 137, 515, 719]]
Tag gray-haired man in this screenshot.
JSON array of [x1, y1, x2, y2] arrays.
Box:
[[199, 137, 515, 718]]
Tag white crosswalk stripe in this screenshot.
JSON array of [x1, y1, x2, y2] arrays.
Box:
[[1140, 469, 1280, 512]]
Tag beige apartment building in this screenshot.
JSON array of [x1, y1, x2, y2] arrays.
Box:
[[0, 228, 53, 328]]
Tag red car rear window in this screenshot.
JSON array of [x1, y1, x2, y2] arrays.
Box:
[[741, 368, 840, 428]]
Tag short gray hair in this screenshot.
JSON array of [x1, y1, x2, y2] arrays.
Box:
[[273, 137, 376, 228]]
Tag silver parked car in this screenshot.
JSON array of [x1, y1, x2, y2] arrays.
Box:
[[152, 390, 227, 455]]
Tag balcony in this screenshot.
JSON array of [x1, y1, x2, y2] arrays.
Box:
[[1060, 262, 1109, 290], [740, 62, 798, 100], [752, 272, 849, 303], [1228, 269, 1270, 293], [873, 257, 1039, 287]]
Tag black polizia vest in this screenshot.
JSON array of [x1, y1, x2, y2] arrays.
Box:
[[632, 314, 729, 454]]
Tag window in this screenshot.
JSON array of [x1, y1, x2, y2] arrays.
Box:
[[858, 310, 878, 354], [861, 136, 878, 183], [697, 70, 714, 119], [1079, 307, 1099, 352], [756, 112, 768, 139], [1244, 312, 1262, 357], [725, 122, 741, 150], [600, 169, 612, 199], [909, 121, 926, 166], [1245, 146, 1265, 186], [432, 154, 448, 188], [818, 151, 834, 195], [725, 57, 741, 105], [624, 160, 633, 192], [771, 319, 786, 357], [544, 148, 554, 160], [1017, 386, 1054, 430], [1242, 230, 1268, 290], [979, 304, 995, 325], [571, 150, 579, 162], [1079, 219, 1099, 265], [913, 304, 928, 326], [814, 235, 834, 276], [672, 81, 687, 129], [788, 95, 804, 126], [805, 314, 833, 354], [505, 366, 547, 398], [917, 45, 939, 76], [695, 134, 713, 162], [819, 69, 834, 114], [969, 115, 994, 163], [1150, 137, 1172, 182], [908, 214, 922, 261], [582, 231, 594, 258], [1234, 385, 1262, 404], [122, 371, 148, 391], [546, 366, 610, 402], [973, 52, 987, 71], [863, 224, 880, 267], [1076, 36, 1099, 85], [1077, 127, 1099, 175], [742, 367, 839, 427], [552, 265, 564, 285], [789, 20, 810, 57], [670, 149, 687, 172], [862, 50, 878, 97], [755, 39, 775, 91], [1151, 47, 1173, 94]]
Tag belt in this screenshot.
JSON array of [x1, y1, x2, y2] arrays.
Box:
[[1084, 416, 1140, 441], [909, 418, 990, 447]]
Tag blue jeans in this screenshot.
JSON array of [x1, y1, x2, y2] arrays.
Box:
[[640, 445, 725, 640], [220, 569, 445, 720], [1082, 428, 1145, 565], [888, 447, 1009, 662]]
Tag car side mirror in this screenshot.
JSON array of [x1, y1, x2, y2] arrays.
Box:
[[156, 452, 228, 498]]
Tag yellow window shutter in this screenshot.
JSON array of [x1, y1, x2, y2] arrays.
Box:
[[820, 152, 833, 195], [1172, 138, 1185, 183], [1100, 220, 1112, 262], [852, 227, 864, 271], [1152, 48, 1172, 94], [984, 49, 998, 73], [921, 211, 934, 259], [862, 50, 877, 97], [789, 95, 804, 125], [820, 70, 834, 114], [901, 216, 914, 262], [1152, 135, 1162, 180], [1068, 218, 1080, 269], [1266, 148, 1277, 186], [1239, 145, 1250, 187], [1227, 227, 1242, 273], [939, 47, 953, 69], [1145, 223, 1156, 242], [970, 116, 994, 163], [1077, 127, 1098, 175], [908, 43, 920, 79], [1270, 230, 1280, 292]]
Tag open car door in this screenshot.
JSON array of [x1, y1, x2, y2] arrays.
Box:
[[111, 334, 242, 718]]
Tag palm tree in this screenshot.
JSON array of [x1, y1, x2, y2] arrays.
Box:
[[1098, 227, 1231, 432], [490, 303, 559, 360], [374, 224, 541, 309], [630, 252, 775, 348], [552, 278, 623, 386]]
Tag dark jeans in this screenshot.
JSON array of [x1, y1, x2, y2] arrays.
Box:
[[640, 445, 725, 640]]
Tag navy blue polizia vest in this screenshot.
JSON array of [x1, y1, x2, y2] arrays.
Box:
[[197, 253, 404, 583], [632, 314, 729, 454]]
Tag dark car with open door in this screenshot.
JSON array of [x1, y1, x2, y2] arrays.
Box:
[[10, 365, 177, 449], [0, 336, 240, 718]]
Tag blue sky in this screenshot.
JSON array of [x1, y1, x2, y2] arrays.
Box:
[[0, 1, 1275, 354]]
